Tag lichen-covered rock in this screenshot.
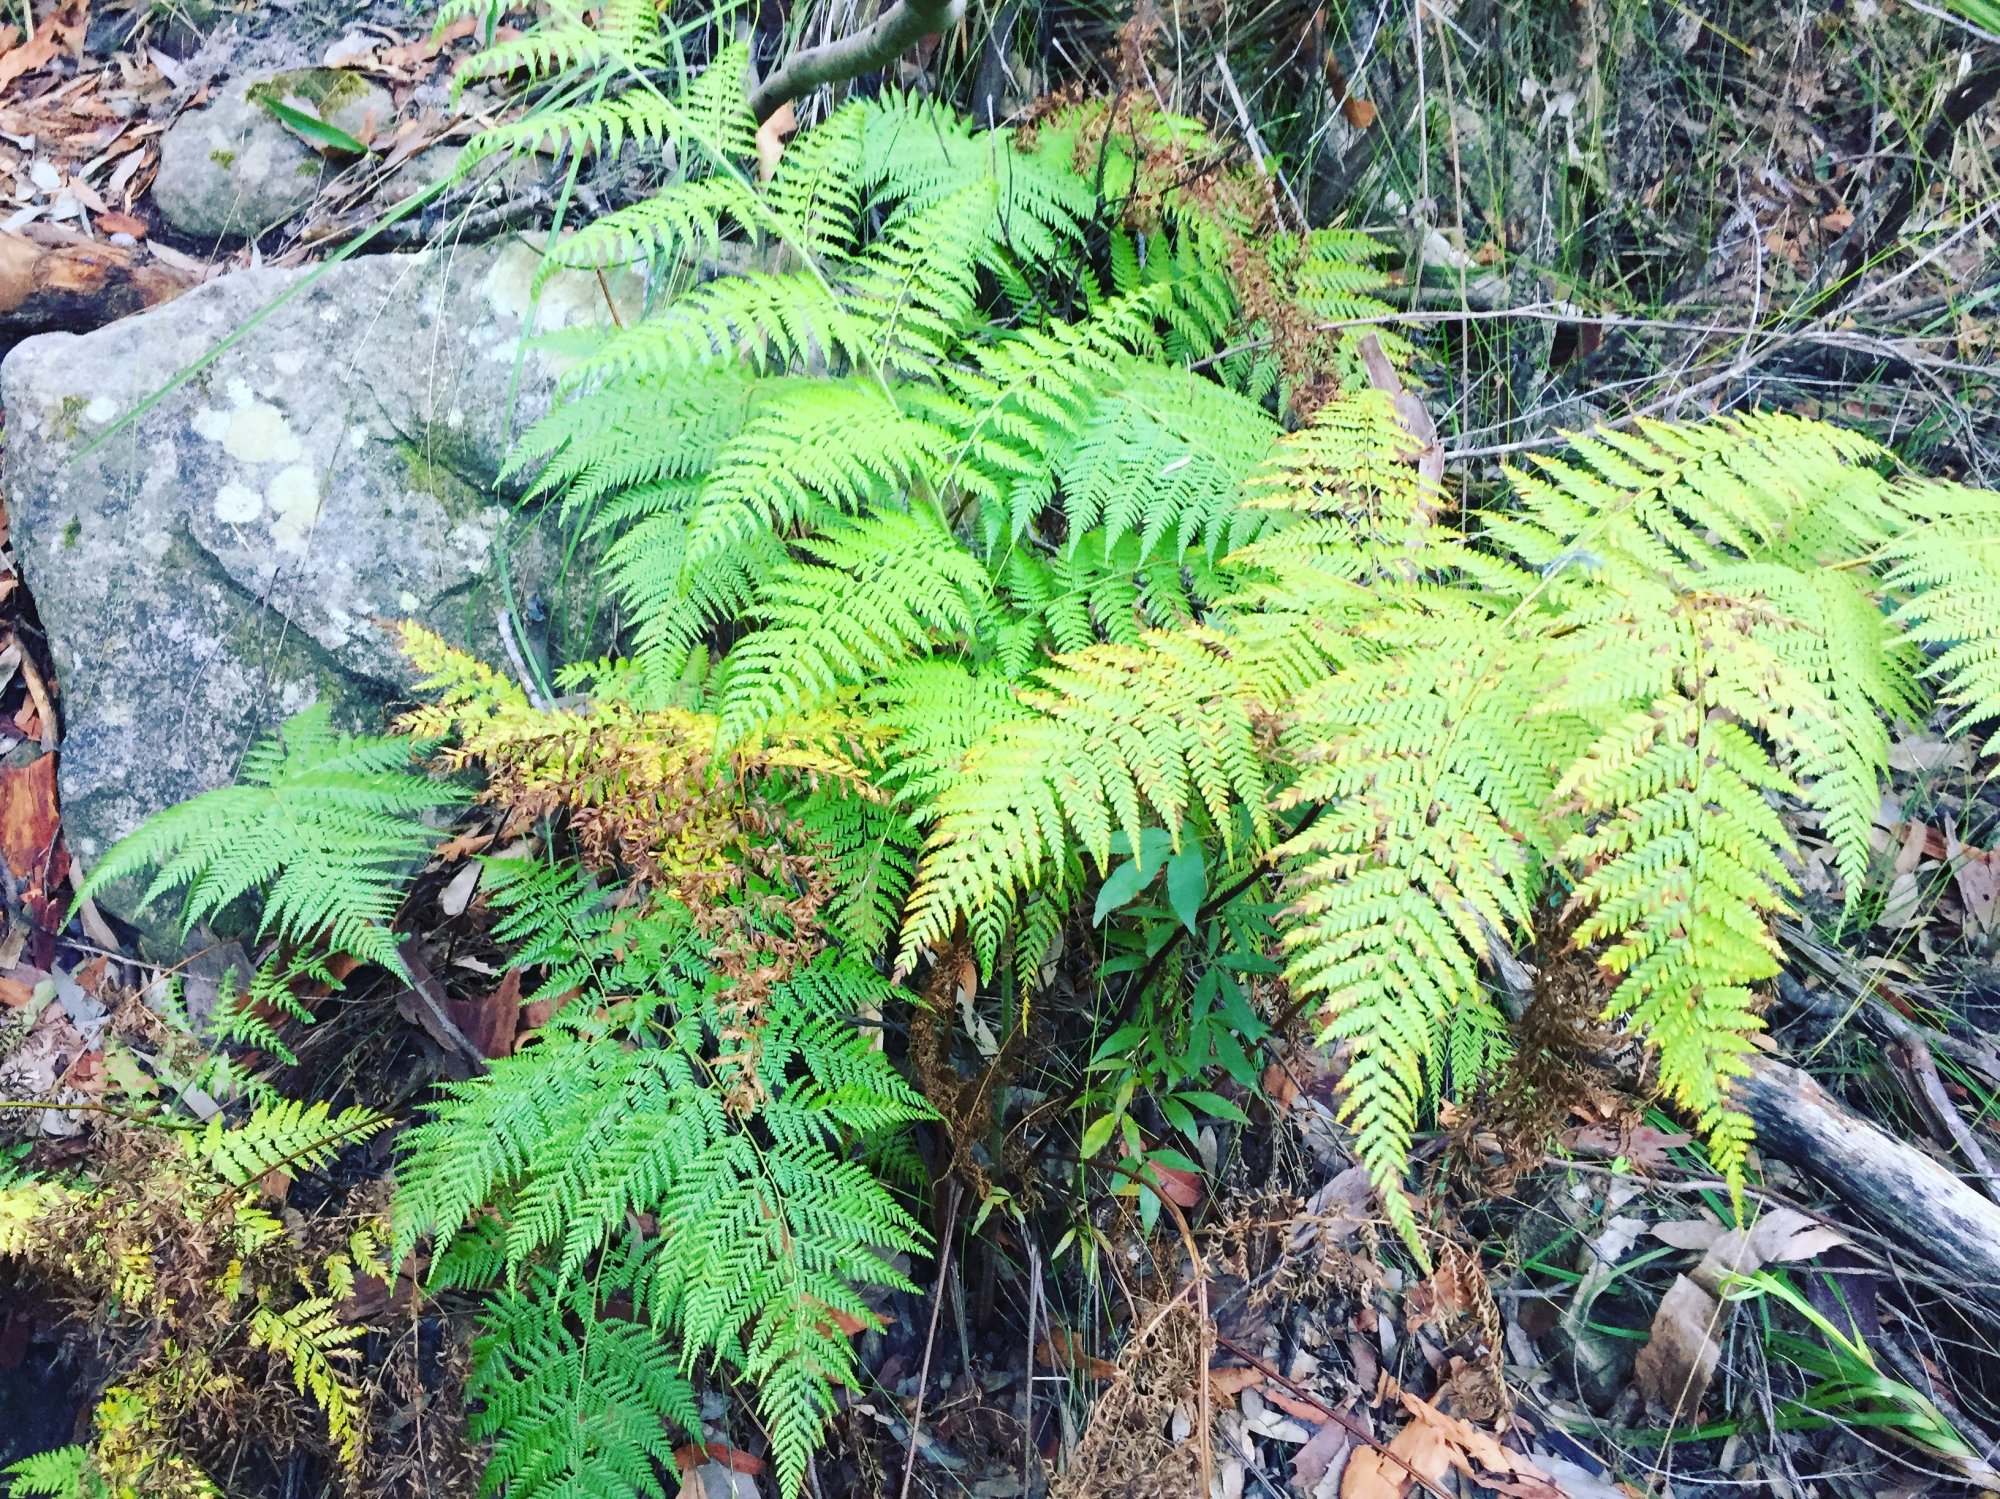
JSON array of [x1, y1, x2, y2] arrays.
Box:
[[0, 238, 641, 930], [153, 69, 394, 241]]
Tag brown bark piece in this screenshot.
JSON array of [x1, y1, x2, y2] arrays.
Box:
[[0, 227, 201, 339]]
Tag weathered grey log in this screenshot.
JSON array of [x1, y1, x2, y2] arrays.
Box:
[[1736, 1056, 2000, 1316], [748, 0, 963, 123]]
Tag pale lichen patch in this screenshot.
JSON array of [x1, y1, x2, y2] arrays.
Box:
[[266, 464, 321, 552], [213, 483, 263, 525], [221, 401, 302, 464]]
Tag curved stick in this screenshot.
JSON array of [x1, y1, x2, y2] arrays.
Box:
[[748, 0, 965, 123]]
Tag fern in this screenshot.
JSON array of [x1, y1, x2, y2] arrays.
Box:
[[901, 404, 2000, 1239], [397, 937, 930, 1497], [1884, 479, 2000, 734], [247, 1297, 368, 1465], [4, 1448, 91, 1499], [717, 509, 992, 742], [471, 1266, 700, 1499], [1, 1099, 391, 1488], [73, 703, 462, 972], [90, 6, 2000, 1481], [201, 1097, 390, 1188]]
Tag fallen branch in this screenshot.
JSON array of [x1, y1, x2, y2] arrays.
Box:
[[1776, 972, 2000, 1204], [0, 226, 202, 340], [1734, 1055, 2000, 1318], [1860, 49, 2000, 273], [1483, 938, 2000, 1314], [747, 0, 964, 124]]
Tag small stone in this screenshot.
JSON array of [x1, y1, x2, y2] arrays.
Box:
[[689, 1463, 757, 1499], [153, 69, 395, 241]]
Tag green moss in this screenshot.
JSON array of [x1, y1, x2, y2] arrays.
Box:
[[248, 68, 373, 115], [61, 517, 81, 550], [394, 436, 495, 524], [209, 148, 236, 170], [53, 394, 88, 442]]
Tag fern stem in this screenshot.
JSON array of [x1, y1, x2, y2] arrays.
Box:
[[0, 1098, 205, 1131], [894, 1177, 959, 1499]]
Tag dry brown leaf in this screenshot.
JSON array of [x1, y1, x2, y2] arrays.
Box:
[[1637, 1207, 1849, 1420], [1209, 1364, 1263, 1400], [75, 894, 119, 951], [1894, 819, 1930, 878], [1266, 1388, 1336, 1424], [94, 209, 145, 237], [1038, 1327, 1117, 1380], [673, 1443, 764, 1476], [1682, 1206, 1849, 1293], [1650, 1218, 1723, 1252], [1953, 843, 1999, 936], [434, 828, 497, 862], [1262, 1059, 1300, 1110], [438, 859, 482, 917], [1342, 1394, 1552, 1499], [1146, 1155, 1204, 1208], [445, 965, 521, 1060], [1633, 1274, 1722, 1420], [0, 23, 59, 93], [1558, 1122, 1691, 1169], [1293, 1418, 1354, 1490], [0, 752, 59, 882], [755, 99, 795, 182], [1340, 1415, 1451, 1499]]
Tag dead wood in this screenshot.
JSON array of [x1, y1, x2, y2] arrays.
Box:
[[747, 0, 964, 124], [1735, 1054, 2000, 1318], [0, 225, 202, 341]]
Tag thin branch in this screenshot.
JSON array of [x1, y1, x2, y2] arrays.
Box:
[[749, 0, 965, 124]]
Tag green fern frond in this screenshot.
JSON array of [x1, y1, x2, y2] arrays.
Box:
[[794, 786, 918, 956], [540, 176, 766, 277], [861, 93, 1094, 265], [209, 954, 326, 1071], [1277, 604, 1553, 1247], [201, 1098, 390, 1188], [471, 1265, 699, 1499], [687, 378, 952, 566], [399, 952, 929, 1498], [867, 662, 1035, 805], [765, 102, 866, 260], [899, 624, 1306, 973], [74, 704, 461, 972], [717, 509, 992, 742], [248, 1296, 368, 1466], [509, 368, 756, 513], [4, 1447, 90, 1499], [1884, 480, 2000, 736], [1054, 362, 1279, 560]]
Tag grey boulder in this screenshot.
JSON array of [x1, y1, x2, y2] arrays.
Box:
[[1, 237, 641, 930]]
